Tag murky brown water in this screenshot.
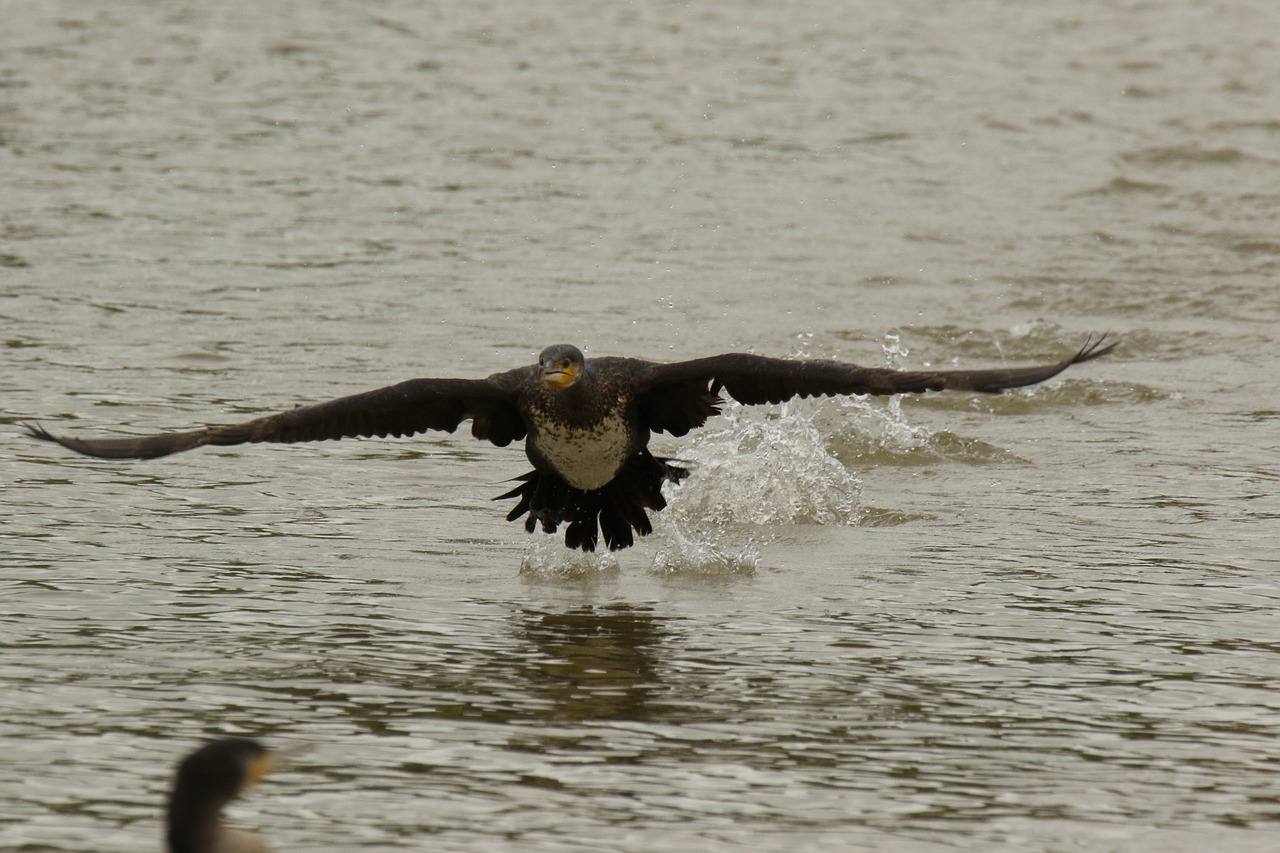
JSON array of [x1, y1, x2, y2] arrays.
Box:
[[4, 1, 1279, 851]]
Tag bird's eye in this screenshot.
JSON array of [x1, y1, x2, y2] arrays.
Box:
[[559, 359, 571, 369]]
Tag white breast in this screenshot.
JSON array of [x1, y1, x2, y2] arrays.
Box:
[[534, 410, 633, 490]]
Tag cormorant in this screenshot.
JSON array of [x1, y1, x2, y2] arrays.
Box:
[[26, 335, 1116, 552], [166, 738, 285, 853]]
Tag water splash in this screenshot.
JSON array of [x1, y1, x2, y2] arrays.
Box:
[[826, 395, 932, 457], [652, 402, 864, 573], [880, 327, 909, 366], [649, 521, 764, 577], [518, 534, 620, 580], [667, 404, 863, 527]]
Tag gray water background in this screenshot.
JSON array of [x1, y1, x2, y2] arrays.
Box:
[[3, 1, 1279, 851]]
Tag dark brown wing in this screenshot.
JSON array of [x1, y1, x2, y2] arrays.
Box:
[[634, 335, 1116, 434], [25, 377, 527, 460]]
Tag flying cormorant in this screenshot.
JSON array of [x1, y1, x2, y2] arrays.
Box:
[[26, 336, 1116, 552], [166, 738, 287, 853]]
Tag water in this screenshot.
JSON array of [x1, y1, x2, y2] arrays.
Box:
[[4, 1, 1279, 850]]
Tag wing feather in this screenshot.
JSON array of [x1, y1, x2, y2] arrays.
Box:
[[634, 335, 1116, 432], [25, 377, 525, 460]]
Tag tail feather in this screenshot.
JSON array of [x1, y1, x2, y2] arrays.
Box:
[[495, 451, 687, 552]]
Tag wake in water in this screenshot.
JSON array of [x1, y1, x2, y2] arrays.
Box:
[[521, 331, 999, 576], [517, 400, 870, 578]]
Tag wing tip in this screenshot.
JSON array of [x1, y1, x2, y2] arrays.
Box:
[[1073, 332, 1119, 364], [21, 420, 101, 457], [23, 417, 73, 445], [20, 420, 110, 459], [21, 419, 186, 460], [23, 421, 58, 444]]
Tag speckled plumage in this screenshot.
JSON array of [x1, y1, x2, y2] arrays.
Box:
[[526, 403, 633, 490]]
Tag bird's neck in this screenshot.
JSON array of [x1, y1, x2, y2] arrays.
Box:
[[166, 796, 226, 853], [542, 375, 611, 425]]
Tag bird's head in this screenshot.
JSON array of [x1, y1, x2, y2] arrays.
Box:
[[538, 344, 585, 390], [170, 738, 310, 809], [171, 738, 272, 808]]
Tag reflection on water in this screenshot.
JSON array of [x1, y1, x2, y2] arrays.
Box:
[[513, 605, 670, 724]]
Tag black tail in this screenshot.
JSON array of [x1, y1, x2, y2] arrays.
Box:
[[495, 451, 689, 552]]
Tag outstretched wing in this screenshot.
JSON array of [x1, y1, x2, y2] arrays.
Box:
[[634, 334, 1116, 435], [25, 377, 527, 460]]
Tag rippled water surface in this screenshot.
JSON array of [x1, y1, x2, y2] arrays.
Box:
[[4, 2, 1279, 851]]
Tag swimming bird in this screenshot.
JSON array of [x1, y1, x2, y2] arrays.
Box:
[[166, 738, 286, 853], [26, 335, 1116, 552]]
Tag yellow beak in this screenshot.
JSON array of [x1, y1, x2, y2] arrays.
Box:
[[541, 364, 577, 388]]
